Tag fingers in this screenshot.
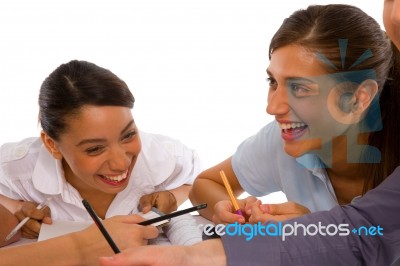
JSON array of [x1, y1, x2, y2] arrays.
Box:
[[96, 215, 159, 250], [140, 225, 160, 240], [139, 194, 154, 214], [248, 200, 290, 223], [14, 201, 52, 238], [21, 219, 41, 238], [242, 196, 258, 216], [104, 214, 159, 239], [38, 206, 53, 224], [152, 191, 177, 214], [19, 202, 51, 221], [108, 214, 146, 224], [249, 201, 311, 222], [212, 200, 245, 224], [248, 200, 269, 224], [138, 191, 177, 214], [265, 201, 310, 216]]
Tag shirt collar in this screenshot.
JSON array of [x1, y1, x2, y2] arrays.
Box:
[[296, 153, 328, 181], [32, 145, 65, 195]]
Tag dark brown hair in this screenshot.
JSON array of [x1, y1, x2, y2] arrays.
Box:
[[38, 60, 135, 140], [269, 4, 400, 192]]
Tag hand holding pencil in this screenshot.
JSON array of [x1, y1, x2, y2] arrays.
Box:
[[9, 198, 52, 239], [216, 170, 247, 224], [219, 170, 244, 216]]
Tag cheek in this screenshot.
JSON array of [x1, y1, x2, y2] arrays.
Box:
[[288, 98, 326, 122], [65, 154, 100, 176], [128, 138, 142, 156], [383, 4, 400, 47]]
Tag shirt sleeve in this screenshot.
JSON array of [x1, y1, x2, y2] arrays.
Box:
[[154, 135, 202, 190], [222, 166, 400, 265]]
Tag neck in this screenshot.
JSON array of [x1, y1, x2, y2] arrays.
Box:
[[62, 160, 116, 219], [316, 132, 370, 205], [315, 131, 370, 180]]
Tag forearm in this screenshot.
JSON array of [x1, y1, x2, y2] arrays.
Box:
[[0, 194, 22, 213], [187, 239, 226, 266], [222, 167, 400, 265], [222, 208, 364, 265], [0, 214, 159, 266], [0, 233, 86, 265], [189, 178, 231, 220], [0, 204, 20, 247], [189, 157, 243, 220]]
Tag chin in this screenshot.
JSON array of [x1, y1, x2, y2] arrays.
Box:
[[283, 141, 320, 158], [284, 146, 306, 158]]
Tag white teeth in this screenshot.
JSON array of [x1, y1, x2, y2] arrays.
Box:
[[278, 122, 307, 130], [102, 171, 128, 182]]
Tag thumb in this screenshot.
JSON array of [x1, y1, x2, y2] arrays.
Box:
[[42, 206, 52, 223]]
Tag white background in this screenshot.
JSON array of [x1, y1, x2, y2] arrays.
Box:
[[0, 1, 383, 204]]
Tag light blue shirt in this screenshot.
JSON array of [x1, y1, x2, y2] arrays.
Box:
[[232, 121, 340, 212]]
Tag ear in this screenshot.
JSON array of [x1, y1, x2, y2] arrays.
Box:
[[351, 79, 378, 115], [40, 131, 63, 160]]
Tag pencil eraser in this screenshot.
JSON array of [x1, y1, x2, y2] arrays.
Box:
[[236, 209, 244, 216]]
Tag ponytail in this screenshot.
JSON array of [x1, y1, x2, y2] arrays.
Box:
[[363, 43, 400, 192]]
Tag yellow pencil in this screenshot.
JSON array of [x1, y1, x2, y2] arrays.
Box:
[[219, 170, 243, 216]]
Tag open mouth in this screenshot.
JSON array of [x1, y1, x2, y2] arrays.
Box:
[[278, 122, 308, 141], [98, 170, 129, 185]]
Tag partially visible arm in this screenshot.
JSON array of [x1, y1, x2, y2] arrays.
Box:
[[223, 166, 400, 265], [98, 167, 400, 265], [0, 203, 20, 247], [99, 239, 226, 266], [0, 215, 159, 266], [189, 157, 244, 220], [0, 195, 52, 239], [0, 194, 22, 214]]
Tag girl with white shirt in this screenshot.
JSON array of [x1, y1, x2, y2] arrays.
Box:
[[0, 60, 201, 239]]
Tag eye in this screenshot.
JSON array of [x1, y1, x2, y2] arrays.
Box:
[[122, 130, 136, 142], [290, 83, 310, 95], [266, 77, 277, 90], [85, 145, 105, 155], [287, 81, 319, 97]]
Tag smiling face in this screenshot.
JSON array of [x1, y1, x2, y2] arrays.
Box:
[[266, 45, 364, 158], [384, 0, 400, 50], [42, 105, 141, 196]]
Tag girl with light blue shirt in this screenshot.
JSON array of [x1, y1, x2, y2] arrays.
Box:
[[190, 3, 400, 225]]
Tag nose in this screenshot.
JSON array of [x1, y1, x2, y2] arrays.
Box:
[[266, 84, 290, 116], [108, 146, 131, 171]]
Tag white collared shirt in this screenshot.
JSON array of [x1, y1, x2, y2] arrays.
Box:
[[0, 131, 201, 221]]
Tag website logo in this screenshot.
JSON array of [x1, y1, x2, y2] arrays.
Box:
[[199, 222, 383, 241]]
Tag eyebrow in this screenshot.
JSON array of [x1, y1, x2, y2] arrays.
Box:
[[76, 120, 135, 147], [266, 68, 316, 83]]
